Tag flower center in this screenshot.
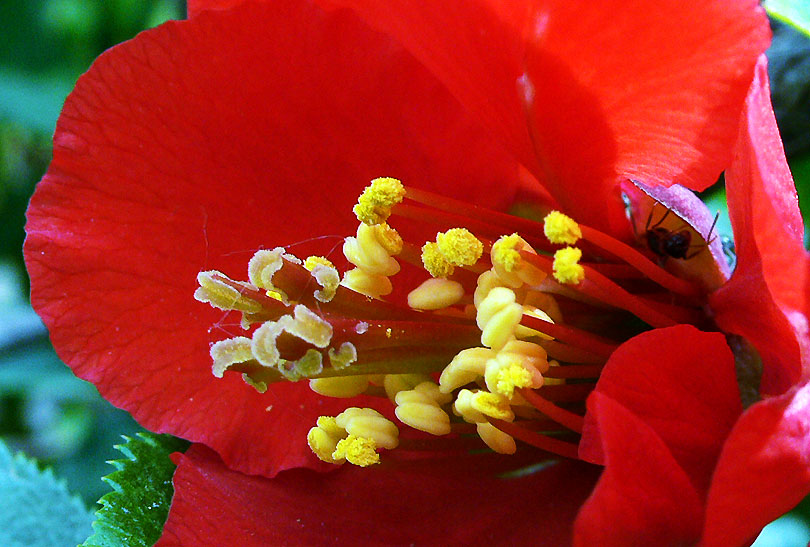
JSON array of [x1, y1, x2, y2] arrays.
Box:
[[196, 177, 711, 466]]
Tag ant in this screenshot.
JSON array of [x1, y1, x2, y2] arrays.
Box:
[[643, 204, 719, 261]]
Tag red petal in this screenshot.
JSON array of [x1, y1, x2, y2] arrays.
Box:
[[574, 393, 704, 545], [157, 444, 600, 546], [25, 1, 519, 477], [580, 326, 740, 496], [326, 0, 768, 232], [711, 56, 810, 394], [702, 380, 810, 547]]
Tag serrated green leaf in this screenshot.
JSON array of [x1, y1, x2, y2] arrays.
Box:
[[0, 437, 93, 547], [82, 433, 189, 547], [766, 0, 810, 38]]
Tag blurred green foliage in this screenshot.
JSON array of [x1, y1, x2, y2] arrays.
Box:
[[0, 0, 185, 507]]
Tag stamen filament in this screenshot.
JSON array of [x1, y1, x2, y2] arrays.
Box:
[[404, 186, 554, 251], [519, 388, 585, 433], [579, 225, 700, 297], [520, 314, 618, 358], [520, 253, 679, 328], [540, 341, 606, 364], [489, 419, 580, 459]]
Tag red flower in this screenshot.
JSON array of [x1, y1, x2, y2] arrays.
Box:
[[23, 0, 810, 544]]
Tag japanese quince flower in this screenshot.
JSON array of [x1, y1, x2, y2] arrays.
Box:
[[23, 0, 810, 544]]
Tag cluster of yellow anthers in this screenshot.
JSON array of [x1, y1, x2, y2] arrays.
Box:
[[311, 178, 578, 461], [196, 176, 591, 467], [307, 408, 399, 467]]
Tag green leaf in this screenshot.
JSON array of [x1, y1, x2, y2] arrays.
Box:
[[766, 0, 810, 38], [82, 433, 189, 547], [0, 438, 93, 547]]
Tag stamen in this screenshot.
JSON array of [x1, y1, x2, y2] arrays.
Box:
[[309, 375, 369, 398], [490, 419, 580, 459], [521, 252, 681, 328], [476, 287, 524, 351], [304, 256, 340, 303], [476, 422, 517, 454], [394, 381, 452, 435], [353, 177, 406, 225], [421, 241, 455, 278], [519, 314, 618, 358], [552, 247, 585, 285], [491, 234, 546, 286], [308, 408, 399, 467], [333, 435, 380, 467], [435, 228, 484, 267], [577, 224, 700, 297], [407, 278, 465, 310], [438, 347, 493, 393], [543, 211, 582, 245], [195, 271, 263, 313]]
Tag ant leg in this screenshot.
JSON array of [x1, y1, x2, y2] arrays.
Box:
[[705, 212, 720, 244], [648, 206, 672, 231], [683, 214, 720, 259]]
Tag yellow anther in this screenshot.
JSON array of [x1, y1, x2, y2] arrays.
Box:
[[307, 416, 346, 464], [251, 313, 326, 380], [251, 315, 293, 367], [304, 256, 335, 271], [395, 382, 452, 435], [436, 228, 483, 266], [491, 234, 546, 287], [373, 223, 403, 255], [280, 349, 324, 381], [309, 262, 340, 303], [407, 278, 465, 310], [328, 342, 358, 369], [344, 223, 400, 276], [484, 351, 544, 399], [421, 241, 455, 278], [317, 416, 345, 438], [286, 305, 333, 348], [353, 177, 406, 225], [412, 381, 453, 405], [341, 268, 393, 298], [544, 211, 582, 245], [194, 271, 263, 313], [383, 373, 432, 402], [307, 427, 342, 464], [470, 390, 515, 421], [335, 407, 399, 450], [453, 389, 488, 423], [309, 375, 370, 398], [247, 248, 300, 302], [492, 234, 523, 272], [500, 339, 549, 371], [438, 347, 494, 393], [476, 287, 523, 351], [476, 422, 516, 454], [209, 336, 253, 378], [241, 373, 267, 394], [473, 269, 513, 307], [552, 246, 585, 284], [333, 435, 380, 467]]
